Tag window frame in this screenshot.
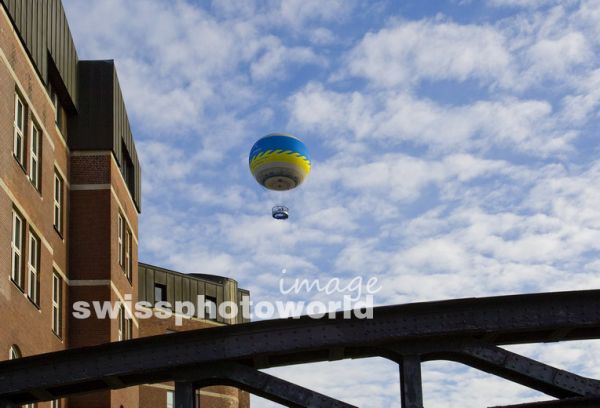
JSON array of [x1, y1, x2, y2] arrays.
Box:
[[9, 344, 21, 360], [166, 391, 174, 408], [118, 305, 125, 341], [11, 210, 24, 290], [204, 296, 218, 321], [118, 214, 124, 268], [13, 93, 25, 168], [53, 172, 63, 236], [29, 121, 41, 191], [124, 228, 132, 282], [52, 272, 62, 338], [154, 283, 167, 305], [28, 230, 41, 306], [127, 315, 133, 340]]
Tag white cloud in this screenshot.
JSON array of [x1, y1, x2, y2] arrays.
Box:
[[561, 69, 600, 123], [524, 31, 592, 82], [487, 0, 561, 8], [250, 37, 324, 81], [345, 19, 512, 88], [64, 0, 325, 137], [62, 1, 600, 407], [289, 83, 574, 155]]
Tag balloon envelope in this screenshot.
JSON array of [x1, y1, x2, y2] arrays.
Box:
[[249, 134, 311, 191]]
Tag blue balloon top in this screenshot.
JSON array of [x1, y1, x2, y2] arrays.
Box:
[[249, 134, 311, 164]]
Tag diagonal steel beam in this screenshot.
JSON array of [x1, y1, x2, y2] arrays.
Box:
[[427, 340, 600, 399], [175, 363, 357, 408], [385, 338, 600, 399], [489, 396, 600, 407]]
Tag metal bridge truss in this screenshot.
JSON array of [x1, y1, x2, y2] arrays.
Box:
[[1, 290, 600, 407]]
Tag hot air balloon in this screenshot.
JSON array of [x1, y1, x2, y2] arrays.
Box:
[[249, 133, 311, 219]]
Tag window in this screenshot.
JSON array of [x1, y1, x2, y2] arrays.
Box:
[[13, 93, 25, 166], [121, 140, 135, 198], [118, 305, 132, 341], [118, 305, 125, 341], [29, 123, 40, 190], [118, 215, 124, 267], [124, 229, 132, 281], [127, 315, 133, 340], [28, 231, 40, 306], [51, 90, 59, 123], [52, 273, 62, 337], [11, 210, 24, 289], [154, 283, 167, 305], [50, 84, 67, 136], [9, 345, 21, 360], [166, 391, 173, 408], [53, 172, 63, 235], [51, 400, 61, 408], [204, 296, 217, 320]]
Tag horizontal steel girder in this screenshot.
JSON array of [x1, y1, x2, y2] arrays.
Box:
[[1, 289, 600, 403]]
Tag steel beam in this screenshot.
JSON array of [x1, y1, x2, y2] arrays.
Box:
[[399, 355, 423, 408], [489, 397, 600, 407], [385, 338, 600, 399], [1, 290, 600, 403], [435, 340, 600, 398], [175, 382, 196, 408], [177, 363, 357, 408]]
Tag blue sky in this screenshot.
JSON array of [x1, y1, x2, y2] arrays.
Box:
[[63, 0, 600, 406]]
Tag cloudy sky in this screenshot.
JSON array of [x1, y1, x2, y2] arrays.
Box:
[[63, 0, 600, 406]]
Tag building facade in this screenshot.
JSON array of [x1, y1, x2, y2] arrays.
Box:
[[0, 1, 249, 407], [138, 264, 250, 408]]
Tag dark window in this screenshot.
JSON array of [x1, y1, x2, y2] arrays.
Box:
[[53, 171, 63, 235], [49, 82, 67, 138], [121, 141, 135, 197], [204, 296, 217, 320], [154, 283, 167, 304], [52, 272, 63, 337]]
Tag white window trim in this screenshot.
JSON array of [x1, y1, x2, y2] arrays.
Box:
[[167, 391, 174, 408], [13, 93, 25, 165], [118, 215, 124, 267], [29, 123, 40, 190], [118, 305, 125, 341], [11, 211, 23, 288], [9, 345, 20, 360], [125, 228, 131, 280], [28, 232, 40, 305], [52, 273, 62, 337], [53, 173, 63, 234]]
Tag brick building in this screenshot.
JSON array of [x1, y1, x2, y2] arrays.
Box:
[[0, 1, 249, 407]]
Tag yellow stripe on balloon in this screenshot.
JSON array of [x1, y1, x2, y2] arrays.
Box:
[[250, 151, 311, 175]]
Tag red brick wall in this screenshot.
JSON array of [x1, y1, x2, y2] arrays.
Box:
[[0, 1, 68, 358], [0, 6, 70, 408], [68, 153, 140, 408]]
